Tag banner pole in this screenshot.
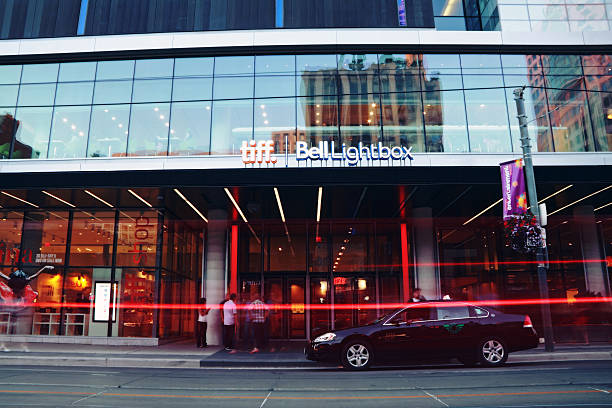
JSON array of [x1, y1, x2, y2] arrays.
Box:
[[513, 87, 555, 352]]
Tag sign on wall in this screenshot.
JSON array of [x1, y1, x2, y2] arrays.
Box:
[[241, 140, 414, 167]]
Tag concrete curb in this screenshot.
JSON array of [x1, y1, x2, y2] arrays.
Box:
[[0, 351, 609, 370]]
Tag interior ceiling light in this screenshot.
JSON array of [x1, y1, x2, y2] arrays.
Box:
[[42, 190, 76, 208], [1, 191, 39, 208], [128, 189, 153, 208], [548, 185, 612, 216], [84, 190, 113, 208], [274, 187, 286, 223], [595, 201, 612, 212], [224, 188, 248, 224], [174, 189, 208, 222], [528, 184, 573, 209], [224, 187, 260, 244], [316, 186, 323, 222], [463, 198, 503, 226]]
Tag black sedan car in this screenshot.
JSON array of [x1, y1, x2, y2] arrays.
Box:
[[305, 302, 539, 370]]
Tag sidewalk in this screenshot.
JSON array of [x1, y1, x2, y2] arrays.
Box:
[[0, 339, 610, 369]]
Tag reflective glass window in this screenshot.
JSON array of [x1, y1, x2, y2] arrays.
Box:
[[297, 73, 338, 97], [0, 108, 16, 159], [174, 57, 214, 77], [254, 98, 296, 153], [379, 54, 421, 94], [48, 106, 91, 159], [55, 82, 94, 105], [17, 83, 57, 106], [96, 60, 135, 80], [0, 211, 23, 261], [21, 64, 59, 83], [460, 54, 502, 74], [0, 65, 22, 84], [434, 17, 467, 30], [12, 107, 52, 159], [214, 56, 254, 76], [255, 55, 295, 74], [210, 99, 253, 155], [132, 79, 172, 103], [59, 62, 97, 82], [172, 77, 213, 101], [255, 75, 296, 98], [423, 90, 469, 152], [127, 103, 170, 156], [500, 19, 532, 31], [339, 94, 382, 146], [567, 4, 605, 19], [88, 105, 130, 157], [213, 76, 254, 99], [338, 54, 378, 72], [338, 74, 380, 95], [93, 80, 133, 104], [297, 96, 339, 147], [547, 89, 596, 152], [134, 59, 174, 78], [530, 20, 570, 31], [498, 4, 529, 19], [528, 5, 567, 20], [421, 54, 462, 91], [569, 20, 609, 31], [169, 101, 212, 156], [69, 211, 115, 266], [464, 88, 512, 153], [296, 55, 337, 74], [433, 0, 464, 16], [0, 85, 19, 106], [504, 87, 553, 153], [381, 92, 425, 151]]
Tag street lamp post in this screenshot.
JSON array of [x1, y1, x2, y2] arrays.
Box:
[[513, 87, 555, 352]]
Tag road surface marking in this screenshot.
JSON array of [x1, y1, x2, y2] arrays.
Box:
[[70, 389, 107, 405], [0, 388, 606, 400], [589, 386, 610, 394], [422, 390, 449, 407], [260, 390, 272, 407]]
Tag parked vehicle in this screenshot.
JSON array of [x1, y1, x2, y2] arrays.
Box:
[[305, 301, 539, 370]]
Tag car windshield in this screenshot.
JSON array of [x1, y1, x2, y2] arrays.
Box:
[[365, 308, 403, 325]]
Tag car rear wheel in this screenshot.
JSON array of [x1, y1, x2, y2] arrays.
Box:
[[478, 338, 508, 367], [341, 340, 372, 370]]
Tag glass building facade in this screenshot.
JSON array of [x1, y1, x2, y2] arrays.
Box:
[[0, 0, 610, 347], [1, 53, 611, 161]]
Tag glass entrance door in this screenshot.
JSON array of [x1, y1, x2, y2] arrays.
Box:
[[333, 276, 376, 330], [264, 276, 306, 339]]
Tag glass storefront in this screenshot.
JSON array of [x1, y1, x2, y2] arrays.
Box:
[[0, 182, 610, 343], [1, 53, 611, 161]]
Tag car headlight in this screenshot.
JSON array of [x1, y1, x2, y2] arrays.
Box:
[[314, 332, 336, 342]]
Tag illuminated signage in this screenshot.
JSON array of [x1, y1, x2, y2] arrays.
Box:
[[93, 281, 117, 322], [240, 140, 413, 167]]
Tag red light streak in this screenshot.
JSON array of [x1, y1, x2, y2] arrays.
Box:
[[4, 297, 610, 311]]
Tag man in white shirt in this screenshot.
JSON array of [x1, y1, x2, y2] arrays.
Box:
[[223, 293, 237, 352]]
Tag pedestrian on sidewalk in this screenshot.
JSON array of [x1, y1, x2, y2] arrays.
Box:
[[196, 298, 210, 348], [248, 295, 268, 354], [223, 293, 237, 353]]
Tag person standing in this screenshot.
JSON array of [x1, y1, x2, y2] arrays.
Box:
[[409, 288, 427, 303], [223, 293, 237, 352], [196, 298, 210, 348], [248, 295, 268, 354]]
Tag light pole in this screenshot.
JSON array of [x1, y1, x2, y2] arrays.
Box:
[[513, 87, 555, 352]]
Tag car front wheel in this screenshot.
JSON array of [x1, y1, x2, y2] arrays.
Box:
[[478, 338, 508, 367], [341, 340, 373, 370]]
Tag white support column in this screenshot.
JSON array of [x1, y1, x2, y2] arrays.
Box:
[[412, 207, 441, 301], [203, 209, 228, 346], [573, 205, 609, 296]]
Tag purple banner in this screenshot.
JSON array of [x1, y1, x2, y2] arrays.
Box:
[[500, 159, 527, 220], [397, 0, 407, 27]]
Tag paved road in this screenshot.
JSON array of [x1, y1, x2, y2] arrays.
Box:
[[0, 361, 610, 407]]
